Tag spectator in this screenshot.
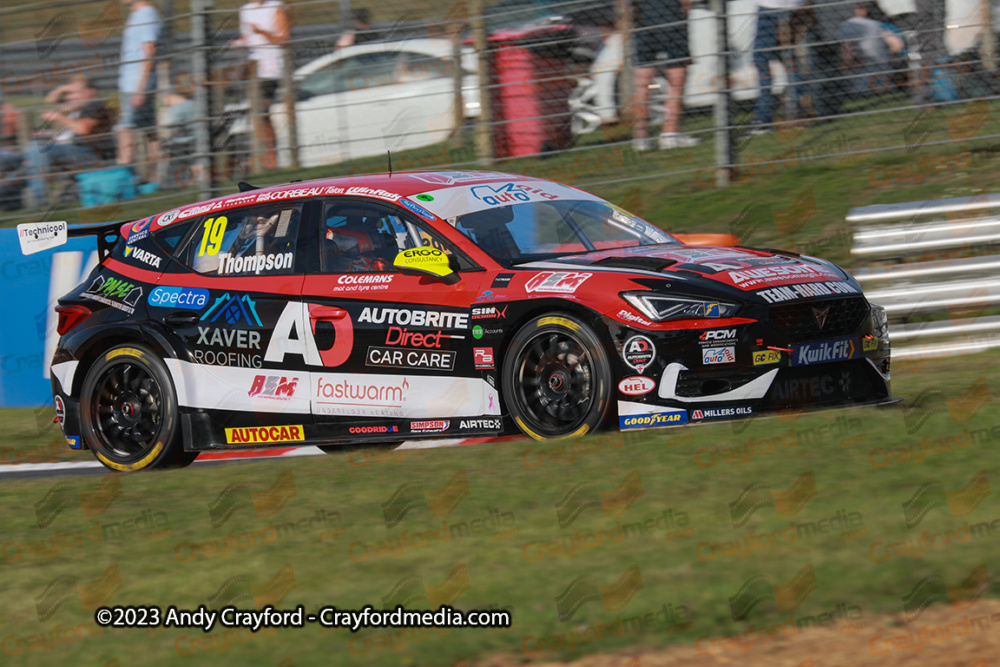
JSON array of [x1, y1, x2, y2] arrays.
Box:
[[838, 1, 905, 97], [0, 93, 24, 210], [232, 0, 291, 170], [750, 0, 804, 134], [21, 76, 116, 208], [161, 90, 198, 189], [809, 0, 856, 119], [632, 0, 700, 151], [912, 0, 947, 104], [335, 9, 381, 50], [117, 0, 162, 182]]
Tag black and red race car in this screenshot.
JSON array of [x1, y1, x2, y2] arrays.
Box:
[[25, 171, 891, 471]]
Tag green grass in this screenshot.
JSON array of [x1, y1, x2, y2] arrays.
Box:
[[1, 348, 998, 665]]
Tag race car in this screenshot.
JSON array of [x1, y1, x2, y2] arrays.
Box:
[[23, 170, 891, 471]]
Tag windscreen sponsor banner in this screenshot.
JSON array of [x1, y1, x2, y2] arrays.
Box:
[[413, 181, 604, 221], [0, 230, 99, 407]]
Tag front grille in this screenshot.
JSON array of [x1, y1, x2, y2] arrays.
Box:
[[676, 369, 762, 397], [770, 296, 869, 342]]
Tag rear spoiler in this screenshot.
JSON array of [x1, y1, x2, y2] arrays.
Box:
[[17, 219, 130, 261]]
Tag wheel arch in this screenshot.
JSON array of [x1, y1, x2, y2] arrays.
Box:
[[496, 299, 618, 434], [70, 324, 192, 399]]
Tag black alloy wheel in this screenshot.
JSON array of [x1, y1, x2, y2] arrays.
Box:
[[80, 345, 196, 471], [503, 314, 612, 439]]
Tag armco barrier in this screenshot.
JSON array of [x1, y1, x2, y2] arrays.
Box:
[[0, 229, 98, 407]]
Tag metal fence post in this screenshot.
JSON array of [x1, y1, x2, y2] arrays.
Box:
[[617, 0, 634, 129], [711, 0, 733, 186], [983, 1, 997, 71], [191, 0, 215, 200], [281, 43, 300, 169], [471, 0, 494, 165]]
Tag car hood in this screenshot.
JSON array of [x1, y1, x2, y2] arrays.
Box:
[[525, 244, 851, 292]]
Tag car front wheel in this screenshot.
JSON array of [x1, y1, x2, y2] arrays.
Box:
[[80, 344, 196, 471], [503, 314, 612, 439]]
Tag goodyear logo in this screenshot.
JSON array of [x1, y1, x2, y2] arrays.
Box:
[[753, 350, 782, 366], [619, 411, 688, 430]]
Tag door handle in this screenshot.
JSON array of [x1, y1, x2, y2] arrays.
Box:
[[309, 306, 348, 321], [162, 311, 201, 327]]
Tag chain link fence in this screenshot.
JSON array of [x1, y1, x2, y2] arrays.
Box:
[[0, 0, 997, 227]]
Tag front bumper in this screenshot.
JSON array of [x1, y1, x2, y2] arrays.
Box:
[[608, 299, 891, 430]]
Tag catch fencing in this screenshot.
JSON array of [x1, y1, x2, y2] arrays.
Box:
[[0, 0, 998, 229]]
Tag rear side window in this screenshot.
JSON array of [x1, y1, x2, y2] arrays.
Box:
[[182, 204, 303, 276]]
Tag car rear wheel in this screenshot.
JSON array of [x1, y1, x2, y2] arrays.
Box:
[[80, 344, 196, 471], [503, 314, 612, 439]]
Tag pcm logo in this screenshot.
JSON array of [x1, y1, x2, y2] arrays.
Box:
[[618, 376, 656, 396], [699, 329, 736, 341]]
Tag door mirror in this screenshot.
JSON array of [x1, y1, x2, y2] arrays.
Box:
[[393, 247, 459, 284]]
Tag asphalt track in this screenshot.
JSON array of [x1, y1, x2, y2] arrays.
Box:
[[0, 438, 473, 480]]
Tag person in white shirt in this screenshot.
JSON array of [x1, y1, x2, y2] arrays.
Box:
[[751, 0, 804, 133], [232, 0, 291, 169]]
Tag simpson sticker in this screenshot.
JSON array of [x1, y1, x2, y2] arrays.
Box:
[[524, 271, 592, 294], [410, 420, 450, 433], [622, 335, 656, 374]]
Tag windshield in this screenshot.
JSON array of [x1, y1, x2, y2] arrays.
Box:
[[450, 199, 678, 264]]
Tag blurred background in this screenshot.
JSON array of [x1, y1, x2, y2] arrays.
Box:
[[0, 0, 997, 219]]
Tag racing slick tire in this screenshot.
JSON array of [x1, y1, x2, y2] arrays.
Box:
[[503, 313, 613, 440], [80, 344, 197, 471]]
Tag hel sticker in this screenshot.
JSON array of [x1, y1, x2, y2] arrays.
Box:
[[17, 221, 68, 255], [618, 376, 656, 396]]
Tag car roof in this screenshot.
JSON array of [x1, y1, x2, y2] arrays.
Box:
[[148, 171, 564, 231], [294, 38, 472, 77]]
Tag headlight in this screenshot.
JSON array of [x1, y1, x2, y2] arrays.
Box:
[[870, 303, 889, 339], [620, 292, 741, 322]]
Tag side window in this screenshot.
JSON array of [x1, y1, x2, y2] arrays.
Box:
[[184, 204, 302, 276], [319, 200, 475, 273]]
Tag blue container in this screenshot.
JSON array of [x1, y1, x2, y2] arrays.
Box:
[[76, 166, 137, 208]]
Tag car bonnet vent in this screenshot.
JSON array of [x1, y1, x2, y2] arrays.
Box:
[[593, 256, 677, 272]]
